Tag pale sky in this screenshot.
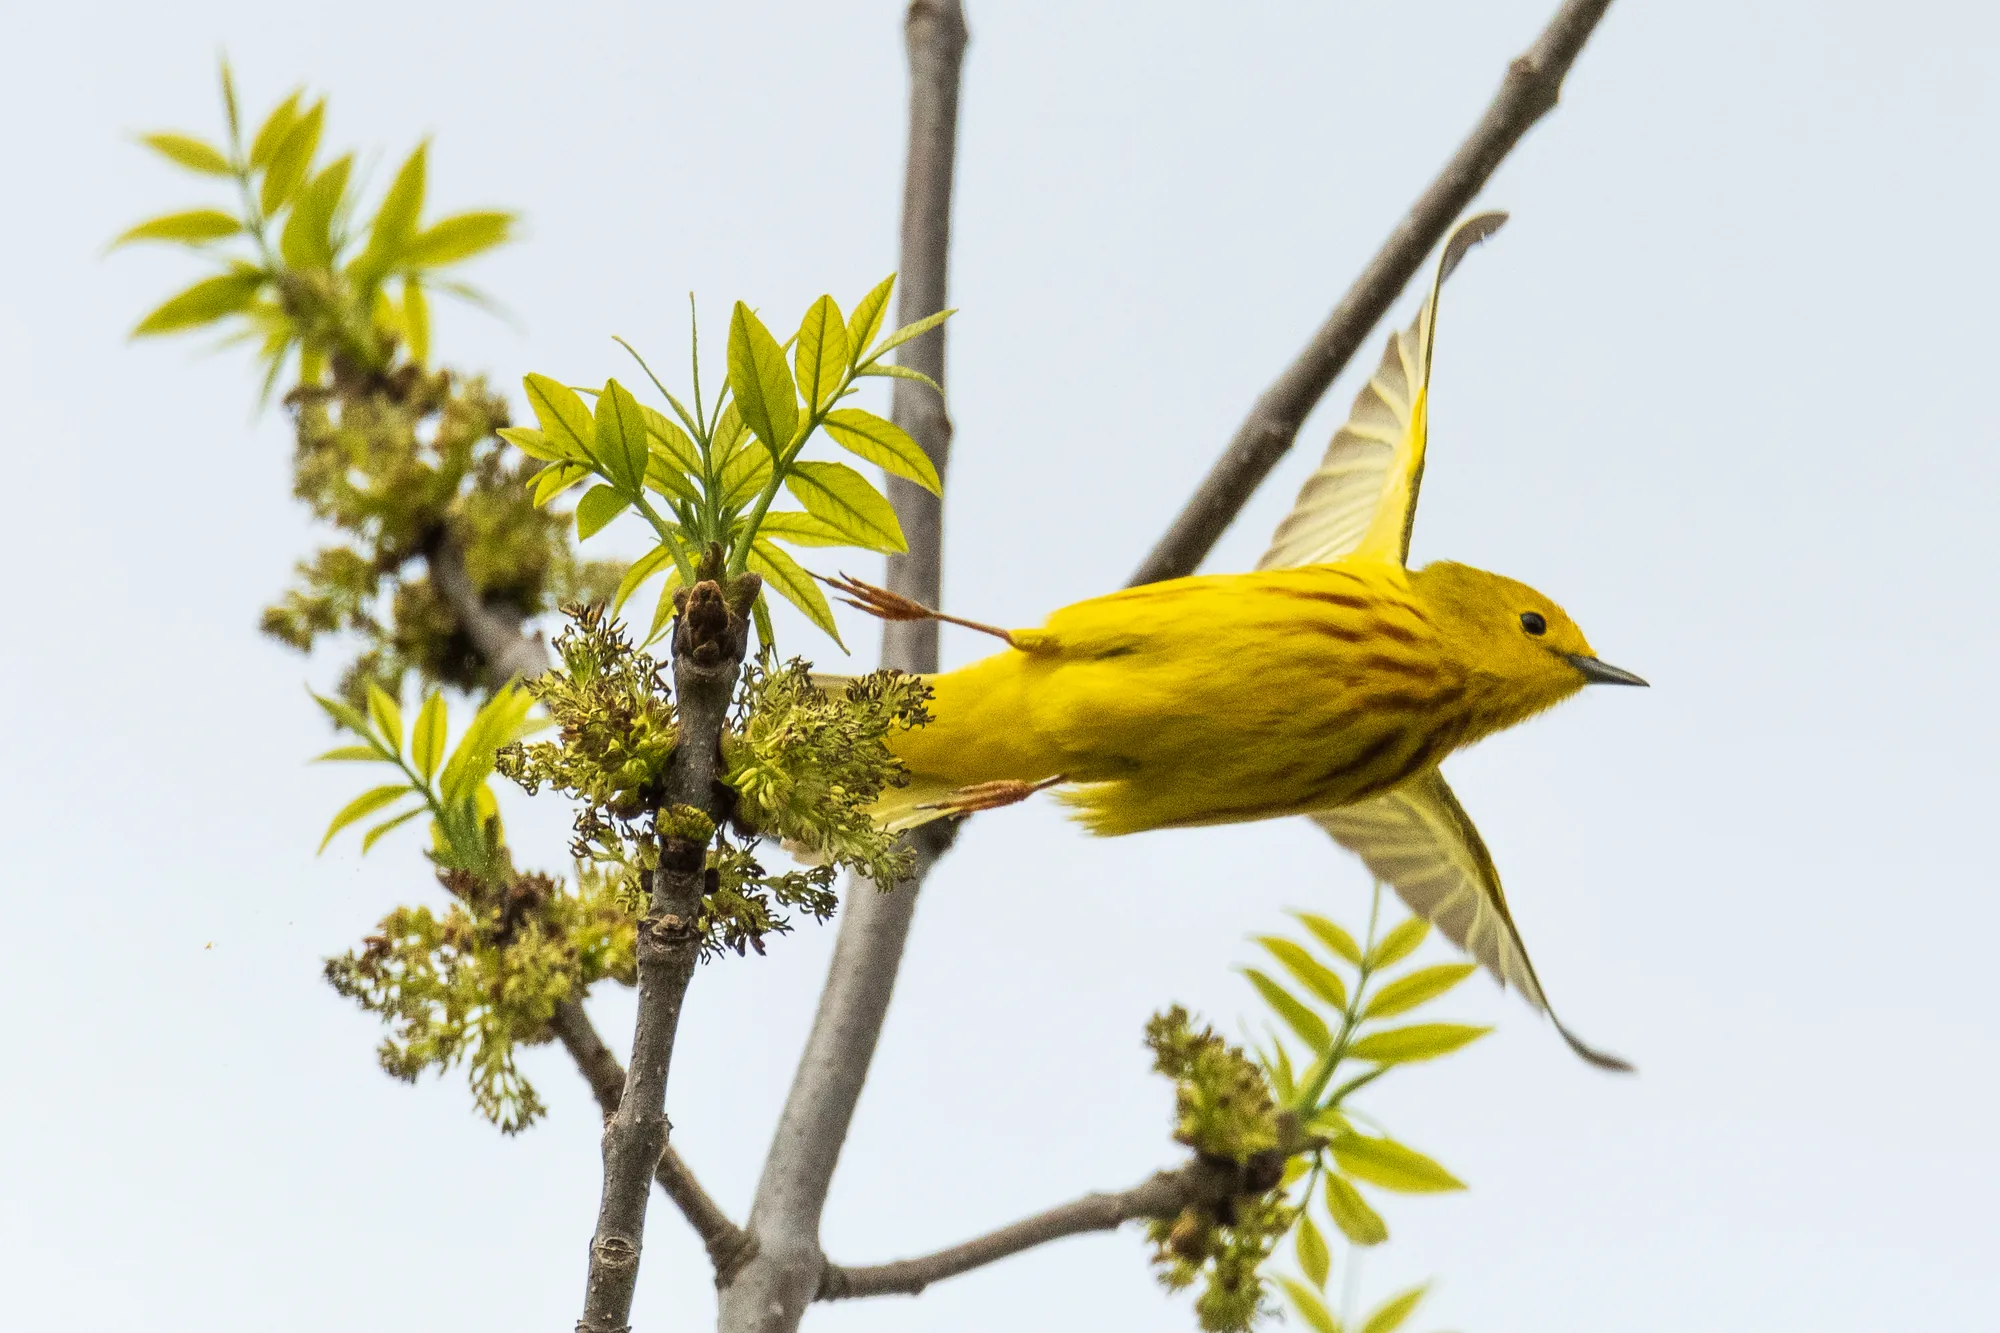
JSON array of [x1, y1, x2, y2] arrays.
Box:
[[4, 1, 1997, 1330]]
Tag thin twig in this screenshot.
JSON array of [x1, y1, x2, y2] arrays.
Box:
[[818, 1166, 1213, 1299], [1128, 0, 1616, 587], [549, 1000, 757, 1283], [718, 4, 969, 1331]]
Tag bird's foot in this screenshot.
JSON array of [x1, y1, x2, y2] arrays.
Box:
[[919, 774, 1066, 816], [817, 572, 1023, 647]]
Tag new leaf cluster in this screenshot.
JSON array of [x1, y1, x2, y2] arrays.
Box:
[[507, 279, 951, 651], [324, 865, 635, 1132], [1248, 891, 1487, 1333], [119, 68, 618, 707], [724, 654, 931, 888], [496, 610, 931, 958]]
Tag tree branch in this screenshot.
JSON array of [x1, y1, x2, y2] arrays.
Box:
[[718, 4, 969, 1330], [578, 571, 753, 1333], [816, 1163, 1226, 1300], [549, 1000, 756, 1284], [1127, 0, 1615, 587], [424, 536, 552, 684]]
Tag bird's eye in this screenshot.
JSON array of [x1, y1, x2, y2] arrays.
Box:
[[1519, 611, 1547, 636]]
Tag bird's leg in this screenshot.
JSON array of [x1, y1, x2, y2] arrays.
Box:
[[817, 572, 1025, 648], [919, 774, 1067, 816]]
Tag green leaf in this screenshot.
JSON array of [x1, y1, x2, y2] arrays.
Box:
[[1257, 936, 1349, 1012], [644, 451, 703, 507], [728, 302, 799, 455], [864, 306, 954, 363], [259, 101, 324, 214], [355, 141, 428, 277], [845, 274, 895, 362], [1367, 916, 1429, 970], [576, 484, 630, 540], [1268, 1040, 1298, 1103], [1278, 1279, 1342, 1333], [365, 684, 403, 756], [823, 408, 942, 495], [319, 784, 413, 853], [1323, 1173, 1389, 1246], [220, 61, 242, 143], [360, 805, 425, 853], [411, 691, 448, 782], [792, 294, 850, 411], [311, 691, 373, 738], [854, 362, 942, 394], [497, 427, 563, 463], [133, 270, 265, 336], [612, 545, 673, 617], [711, 401, 750, 460], [248, 91, 303, 170], [641, 405, 702, 474], [1243, 968, 1332, 1054], [279, 154, 353, 269], [1346, 1023, 1489, 1066], [404, 211, 513, 267], [440, 684, 539, 807], [1363, 963, 1477, 1020], [313, 745, 385, 763], [1360, 1285, 1429, 1333], [748, 539, 843, 647], [532, 461, 593, 507], [755, 510, 854, 548], [1331, 1134, 1465, 1194], [1295, 912, 1363, 966], [1295, 1213, 1330, 1288], [593, 379, 651, 494], [524, 374, 595, 457], [140, 132, 232, 176], [403, 279, 430, 366], [783, 460, 906, 553], [719, 438, 774, 511], [112, 210, 242, 248]]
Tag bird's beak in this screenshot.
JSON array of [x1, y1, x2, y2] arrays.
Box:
[[1567, 655, 1649, 687]]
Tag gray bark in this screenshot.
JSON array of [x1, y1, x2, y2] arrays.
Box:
[[716, 3, 969, 1330]]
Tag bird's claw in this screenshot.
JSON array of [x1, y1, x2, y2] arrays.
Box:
[[919, 774, 1066, 816]]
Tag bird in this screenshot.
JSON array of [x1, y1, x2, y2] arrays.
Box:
[[824, 213, 1645, 1069]]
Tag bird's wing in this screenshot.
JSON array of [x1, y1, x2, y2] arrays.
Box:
[[1308, 769, 1629, 1070], [1258, 213, 1507, 572]]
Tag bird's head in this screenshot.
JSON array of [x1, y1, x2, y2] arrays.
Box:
[[1411, 560, 1646, 733]]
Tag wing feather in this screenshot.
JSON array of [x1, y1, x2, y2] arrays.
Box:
[[1258, 212, 1508, 572], [1308, 769, 1630, 1071]]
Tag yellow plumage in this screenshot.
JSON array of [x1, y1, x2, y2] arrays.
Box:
[[867, 214, 1644, 1068]]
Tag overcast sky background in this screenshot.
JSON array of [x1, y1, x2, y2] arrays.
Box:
[[3, 1, 1996, 1329]]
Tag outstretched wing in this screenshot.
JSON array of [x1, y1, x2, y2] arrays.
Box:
[[1308, 768, 1630, 1071], [1258, 212, 1507, 572]]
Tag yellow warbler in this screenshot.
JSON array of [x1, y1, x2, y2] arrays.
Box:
[[841, 214, 1644, 1068]]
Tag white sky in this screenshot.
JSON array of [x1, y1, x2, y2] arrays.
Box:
[[3, 1, 1997, 1329]]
